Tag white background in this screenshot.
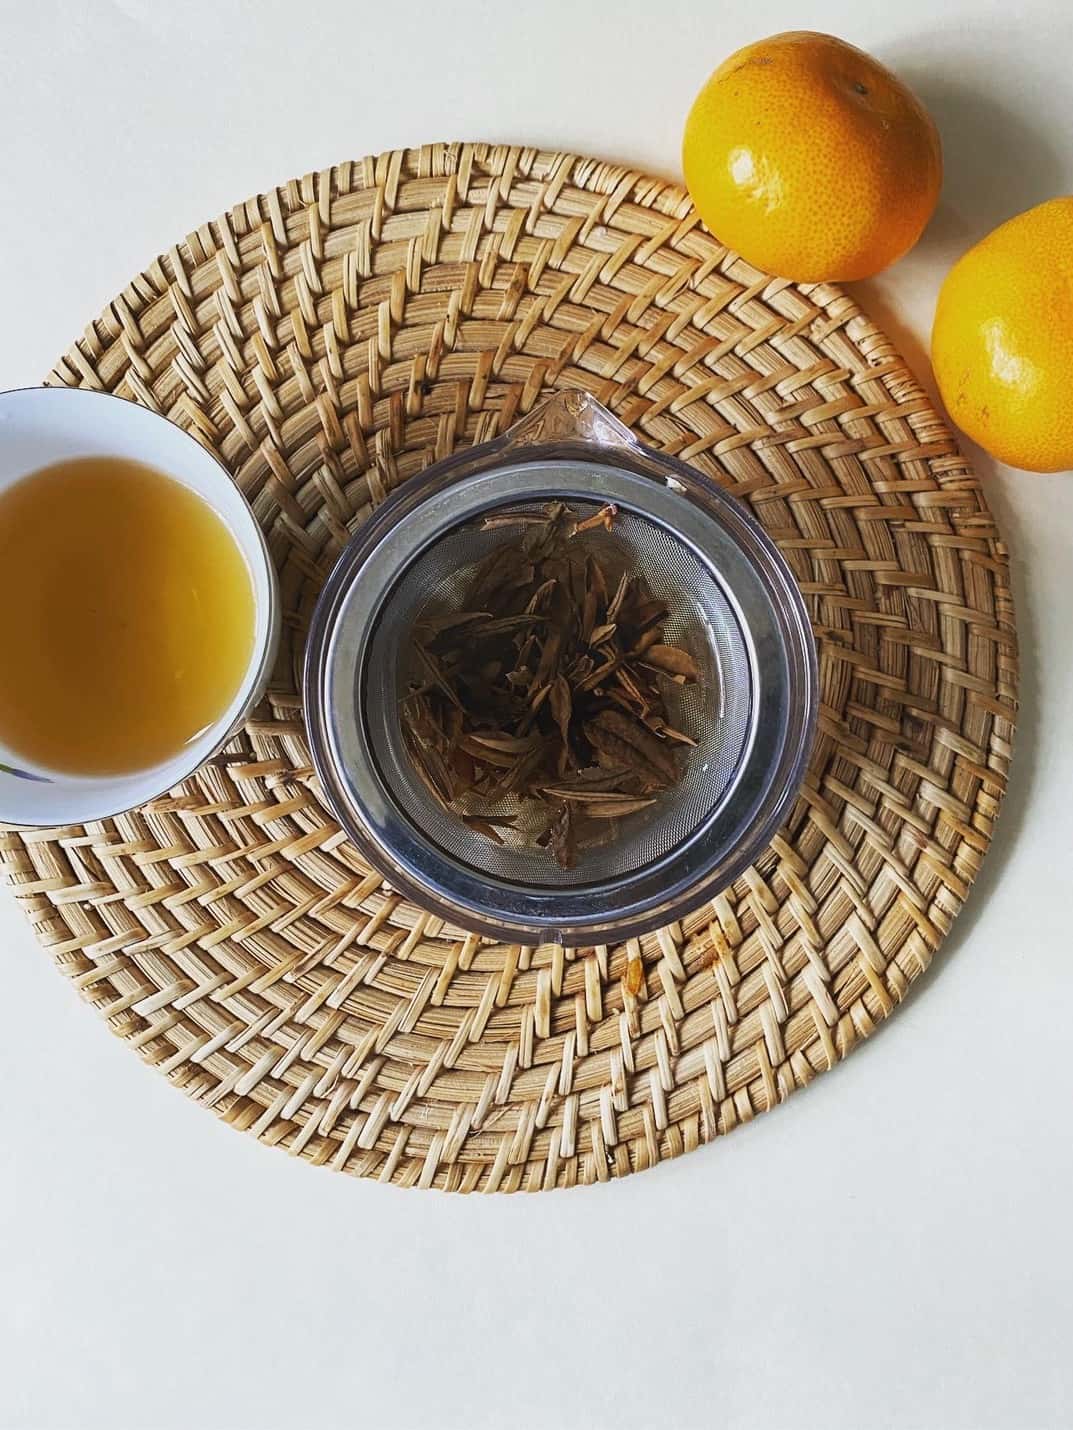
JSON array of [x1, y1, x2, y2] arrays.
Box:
[[2, 2, 1071, 1427]]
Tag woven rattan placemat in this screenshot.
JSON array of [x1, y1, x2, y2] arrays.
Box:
[[2, 145, 1017, 1192]]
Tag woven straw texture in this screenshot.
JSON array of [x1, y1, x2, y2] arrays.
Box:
[[2, 145, 1017, 1192]]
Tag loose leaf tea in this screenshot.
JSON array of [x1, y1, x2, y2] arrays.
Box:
[[401, 503, 699, 869]]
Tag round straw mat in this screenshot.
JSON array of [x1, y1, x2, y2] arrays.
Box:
[[2, 145, 1018, 1192]]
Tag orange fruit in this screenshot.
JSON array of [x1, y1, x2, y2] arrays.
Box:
[[931, 197, 1073, 473], [682, 31, 942, 282]]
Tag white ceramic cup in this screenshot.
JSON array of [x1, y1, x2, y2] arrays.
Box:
[[0, 386, 280, 826]]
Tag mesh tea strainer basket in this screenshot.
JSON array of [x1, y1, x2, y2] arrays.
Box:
[[304, 392, 816, 945]]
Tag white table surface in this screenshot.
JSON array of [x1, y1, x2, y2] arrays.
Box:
[[2, 2, 1071, 1427]]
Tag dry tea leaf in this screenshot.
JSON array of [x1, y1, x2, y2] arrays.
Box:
[[579, 797, 657, 818], [535, 799, 577, 869], [587, 708, 680, 785], [606, 571, 631, 622], [461, 813, 517, 844], [641, 644, 701, 681], [571, 503, 618, 535], [631, 626, 663, 657]]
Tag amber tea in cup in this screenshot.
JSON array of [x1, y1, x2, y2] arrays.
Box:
[[0, 455, 256, 777]]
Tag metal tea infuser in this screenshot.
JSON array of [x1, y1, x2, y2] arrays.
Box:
[[304, 391, 816, 945]]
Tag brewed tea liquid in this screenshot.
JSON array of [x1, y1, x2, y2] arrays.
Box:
[[0, 456, 255, 776]]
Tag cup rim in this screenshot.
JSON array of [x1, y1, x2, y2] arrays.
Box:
[[0, 385, 280, 827]]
